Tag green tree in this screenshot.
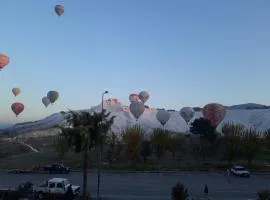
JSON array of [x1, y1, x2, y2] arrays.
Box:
[[221, 122, 244, 164], [263, 129, 270, 152], [241, 128, 262, 166], [169, 135, 186, 166], [122, 126, 144, 165], [190, 118, 217, 144], [105, 132, 117, 165], [53, 135, 70, 160], [61, 110, 114, 200], [151, 128, 171, 161]]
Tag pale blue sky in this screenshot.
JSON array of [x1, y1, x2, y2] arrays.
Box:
[[1, 0, 270, 127]]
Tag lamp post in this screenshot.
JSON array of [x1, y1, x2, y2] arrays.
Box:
[[97, 90, 108, 199]]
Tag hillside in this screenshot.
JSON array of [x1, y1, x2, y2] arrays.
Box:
[[3, 100, 270, 138]]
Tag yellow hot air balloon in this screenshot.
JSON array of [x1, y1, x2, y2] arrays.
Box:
[[12, 88, 21, 97]]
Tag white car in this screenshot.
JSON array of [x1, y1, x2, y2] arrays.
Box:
[[33, 178, 80, 199], [230, 165, 250, 178]]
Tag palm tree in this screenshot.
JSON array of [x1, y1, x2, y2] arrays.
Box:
[[61, 110, 114, 200]]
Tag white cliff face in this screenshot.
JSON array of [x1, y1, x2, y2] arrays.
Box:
[[4, 98, 270, 138]]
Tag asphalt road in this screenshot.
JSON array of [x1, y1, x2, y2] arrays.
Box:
[[0, 172, 269, 200]]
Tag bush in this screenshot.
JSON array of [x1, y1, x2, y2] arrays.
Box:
[[171, 182, 189, 200], [257, 189, 270, 200]]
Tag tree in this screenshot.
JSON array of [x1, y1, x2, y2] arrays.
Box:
[[105, 132, 117, 165], [151, 129, 171, 161], [140, 140, 152, 163], [121, 126, 144, 165], [54, 135, 70, 160], [263, 129, 270, 152], [220, 122, 244, 164], [169, 135, 186, 166], [190, 118, 216, 144], [171, 182, 189, 200], [241, 128, 262, 166], [61, 110, 114, 200]]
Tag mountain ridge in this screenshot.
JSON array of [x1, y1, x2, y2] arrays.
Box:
[[2, 102, 270, 138]]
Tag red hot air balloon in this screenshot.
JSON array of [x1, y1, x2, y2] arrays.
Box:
[[129, 93, 140, 102], [0, 53, 10, 70], [11, 102, 24, 117], [202, 103, 226, 128]]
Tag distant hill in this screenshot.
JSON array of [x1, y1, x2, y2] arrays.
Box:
[[193, 103, 270, 111]]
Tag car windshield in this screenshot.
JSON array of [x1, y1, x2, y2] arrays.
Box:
[[234, 167, 246, 171]]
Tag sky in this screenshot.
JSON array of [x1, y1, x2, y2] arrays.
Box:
[[1, 0, 270, 127]]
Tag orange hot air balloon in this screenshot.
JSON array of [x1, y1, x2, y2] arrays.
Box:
[[11, 102, 24, 117], [202, 103, 226, 128], [0, 53, 10, 70]]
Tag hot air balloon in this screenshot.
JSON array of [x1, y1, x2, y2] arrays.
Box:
[[156, 109, 171, 126], [47, 91, 59, 104], [129, 93, 140, 102], [180, 107, 195, 123], [129, 102, 145, 120], [138, 91, 150, 103], [12, 88, 21, 97], [42, 96, 51, 108], [202, 103, 226, 128], [11, 102, 24, 117], [0, 53, 9, 70], [55, 4, 64, 16]]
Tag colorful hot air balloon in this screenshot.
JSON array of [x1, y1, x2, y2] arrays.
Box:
[[156, 109, 171, 126], [129, 93, 140, 102], [180, 107, 195, 123], [12, 88, 21, 97], [47, 90, 59, 104], [42, 96, 51, 108], [0, 53, 9, 70], [129, 101, 145, 120], [202, 103, 226, 128], [11, 102, 24, 117], [138, 91, 150, 103], [55, 4, 64, 16]]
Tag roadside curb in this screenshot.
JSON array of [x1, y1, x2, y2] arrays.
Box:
[[1, 169, 270, 175]]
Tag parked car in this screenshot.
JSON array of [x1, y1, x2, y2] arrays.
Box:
[[230, 165, 250, 178], [33, 177, 80, 199], [43, 164, 70, 174]]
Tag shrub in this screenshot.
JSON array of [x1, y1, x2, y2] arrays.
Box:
[[171, 182, 189, 200], [257, 189, 270, 200]]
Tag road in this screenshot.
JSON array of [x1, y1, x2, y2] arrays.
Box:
[[0, 171, 269, 199]]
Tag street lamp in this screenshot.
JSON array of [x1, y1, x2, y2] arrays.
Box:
[[97, 90, 108, 199]]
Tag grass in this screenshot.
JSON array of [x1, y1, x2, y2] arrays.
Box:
[[1, 136, 270, 172], [1, 150, 270, 173]]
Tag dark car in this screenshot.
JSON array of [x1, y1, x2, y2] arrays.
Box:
[[43, 164, 70, 174]]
